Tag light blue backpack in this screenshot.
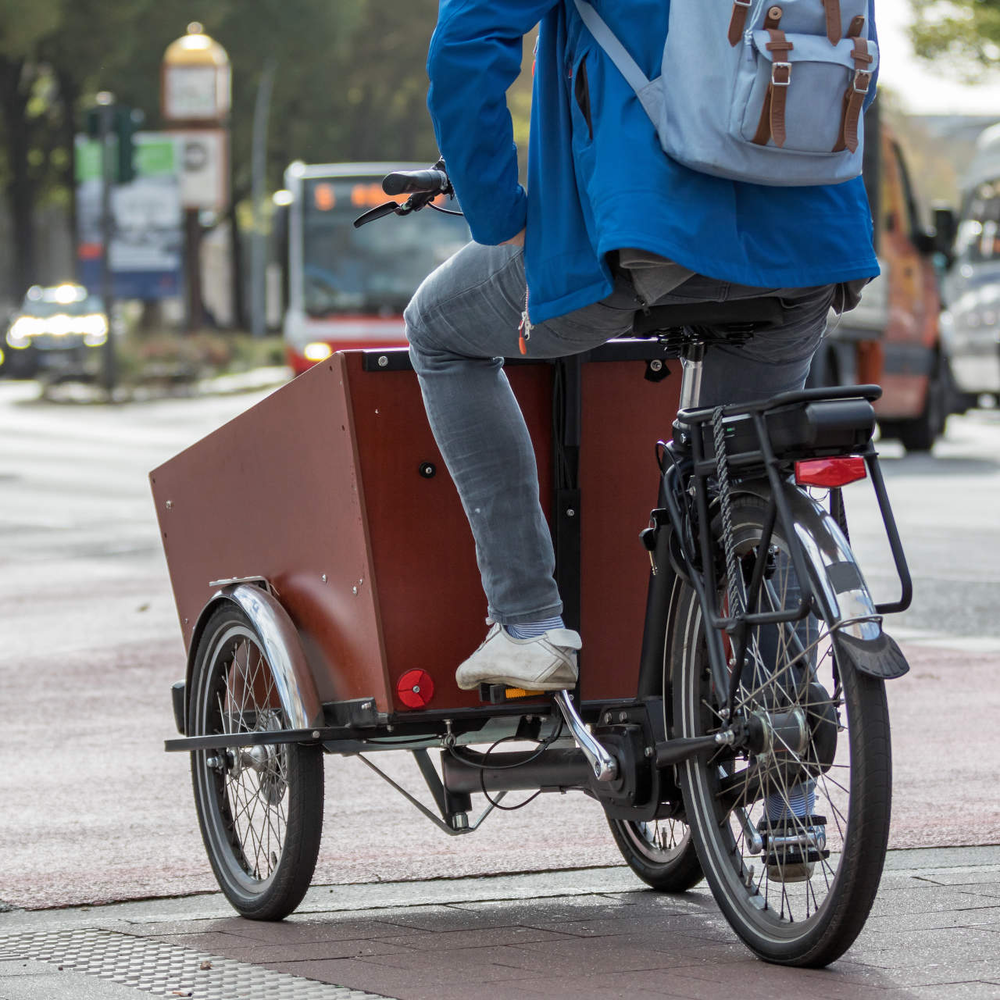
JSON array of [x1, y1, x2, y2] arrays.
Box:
[[573, 0, 878, 186]]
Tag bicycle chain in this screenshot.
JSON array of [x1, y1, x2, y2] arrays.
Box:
[[712, 406, 744, 622]]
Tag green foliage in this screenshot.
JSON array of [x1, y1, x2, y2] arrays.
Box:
[[0, 0, 60, 57], [0, 1, 538, 295], [114, 329, 286, 387], [910, 0, 1000, 72]]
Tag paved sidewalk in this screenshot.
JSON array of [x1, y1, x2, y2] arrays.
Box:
[[1, 847, 998, 1000]]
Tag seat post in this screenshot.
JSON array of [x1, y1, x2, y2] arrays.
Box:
[[678, 339, 706, 410]]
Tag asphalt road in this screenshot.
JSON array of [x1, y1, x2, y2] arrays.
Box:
[[0, 376, 997, 912]]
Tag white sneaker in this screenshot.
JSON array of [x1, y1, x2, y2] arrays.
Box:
[[455, 623, 581, 691]]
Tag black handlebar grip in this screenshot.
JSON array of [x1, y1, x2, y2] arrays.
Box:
[[382, 168, 448, 196]]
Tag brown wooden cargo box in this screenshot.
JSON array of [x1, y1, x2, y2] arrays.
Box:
[[149, 348, 681, 716]]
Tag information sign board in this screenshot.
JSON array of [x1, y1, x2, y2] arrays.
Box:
[[76, 133, 183, 299]]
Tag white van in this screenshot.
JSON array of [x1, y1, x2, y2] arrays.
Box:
[[940, 122, 1000, 404]]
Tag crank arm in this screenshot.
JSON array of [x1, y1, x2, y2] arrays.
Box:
[[735, 805, 764, 855], [552, 690, 618, 782], [653, 730, 738, 767]]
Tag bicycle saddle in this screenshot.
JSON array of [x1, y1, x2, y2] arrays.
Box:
[[633, 297, 785, 338]]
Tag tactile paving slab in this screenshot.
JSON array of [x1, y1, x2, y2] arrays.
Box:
[[0, 928, 391, 1000]]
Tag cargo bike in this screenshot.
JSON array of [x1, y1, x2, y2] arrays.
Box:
[[154, 166, 913, 968]]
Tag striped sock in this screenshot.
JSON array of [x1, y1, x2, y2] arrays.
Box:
[[766, 781, 816, 821], [504, 616, 565, 640]]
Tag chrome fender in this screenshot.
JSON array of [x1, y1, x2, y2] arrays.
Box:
[[734, 480, 881, 641], [731, 482, 908, 678], [183, 581, 324, 733]]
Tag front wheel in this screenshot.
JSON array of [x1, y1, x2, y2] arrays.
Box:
[[672, 495, 892, 966], [189, 604, 324, 920], [607, 815, 702, 892]]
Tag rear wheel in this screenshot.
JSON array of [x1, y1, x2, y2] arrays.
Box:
[[672, 495, 892, 966], [607, 815, 702, 891], [189, 604, 324, 920]]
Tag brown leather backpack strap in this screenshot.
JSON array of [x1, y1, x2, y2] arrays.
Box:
[[752, 24, 794, 147], [752, 86, 775, 146], [821, 0, 843, 44], [833, 32, 874, 153], [728, 0, 752, 46]]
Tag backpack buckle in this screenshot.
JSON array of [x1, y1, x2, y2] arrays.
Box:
[[771, 62, 791, 86], [852, 70, 872, 94]]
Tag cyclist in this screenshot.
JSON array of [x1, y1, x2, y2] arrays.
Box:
[[405, 1, 878, 696]]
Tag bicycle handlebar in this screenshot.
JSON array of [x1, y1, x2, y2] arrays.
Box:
[[382, 168, 449, 196], [354, 160, 458, 228]]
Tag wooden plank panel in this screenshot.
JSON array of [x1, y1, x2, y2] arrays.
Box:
[[346, 352, 554, 713], [579, 359, 682, 701], [150, 355, 389, 708]]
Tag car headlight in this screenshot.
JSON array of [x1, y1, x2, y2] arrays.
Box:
[[81, 314, 108, 344], [304, 341, 333, 362], [6, 316, 39, 347], [48, 314, 72, 337]]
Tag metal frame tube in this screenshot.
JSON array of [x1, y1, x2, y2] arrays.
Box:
[[441, 747, 591, 794]]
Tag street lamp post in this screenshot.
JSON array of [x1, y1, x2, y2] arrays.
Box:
[[161, 23, 231, 333], [96, 91, 117, 394], [251, 60, 276, 339], [84, 92, 141, 396]]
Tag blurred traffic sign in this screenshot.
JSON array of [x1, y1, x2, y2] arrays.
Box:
[[166, 129, 228, 210], [161, 24, 231, 330], [161, 23, 231, 124]]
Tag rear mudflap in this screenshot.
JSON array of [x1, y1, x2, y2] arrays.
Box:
[[833, 629, 910, 680]]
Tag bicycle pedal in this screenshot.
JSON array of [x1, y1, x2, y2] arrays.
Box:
[[478, 683, 547, 704], [759, 814, 830, 868]]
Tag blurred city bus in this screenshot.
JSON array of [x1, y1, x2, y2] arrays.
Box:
[[280, 162, 471, 375], [811, 104, 955, 451], [938, 123, 1000, 410]]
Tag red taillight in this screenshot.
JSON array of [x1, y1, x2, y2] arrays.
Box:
[[794, 456, 867, 488], [396, 669, 435, 710]]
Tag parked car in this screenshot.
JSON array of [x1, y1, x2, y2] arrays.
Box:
[[2, 283, 108, 380], [809, 105, 957, 452], [938, 122, 1000, 408]]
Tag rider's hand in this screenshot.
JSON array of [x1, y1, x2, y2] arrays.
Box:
[[500, 228, 525, 247]]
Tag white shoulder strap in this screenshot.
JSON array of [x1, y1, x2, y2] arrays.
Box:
[[572, 0, 651, 94]]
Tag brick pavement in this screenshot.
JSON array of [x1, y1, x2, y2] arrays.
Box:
[[1, 847, 998, 1000]]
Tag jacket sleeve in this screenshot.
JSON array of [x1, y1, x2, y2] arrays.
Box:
[[427, 0, 560, 246]]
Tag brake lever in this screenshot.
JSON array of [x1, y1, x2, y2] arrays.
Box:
[[354, 181, 453, 228], [353, 201, 401, 228]]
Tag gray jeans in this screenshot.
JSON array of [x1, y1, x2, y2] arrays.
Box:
[[405, 242, 833, 625]]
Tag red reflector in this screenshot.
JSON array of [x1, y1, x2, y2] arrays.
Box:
[[396, 669, 435, 710], [795, 456, 867, 488]]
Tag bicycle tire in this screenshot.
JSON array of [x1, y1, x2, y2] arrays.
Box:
[[189, 604, 325, 920], [607, 814, 703, 891], [671, 492, 892, 966]]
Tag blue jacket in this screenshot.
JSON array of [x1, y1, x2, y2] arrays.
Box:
[[427, 0, 880, 324]]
